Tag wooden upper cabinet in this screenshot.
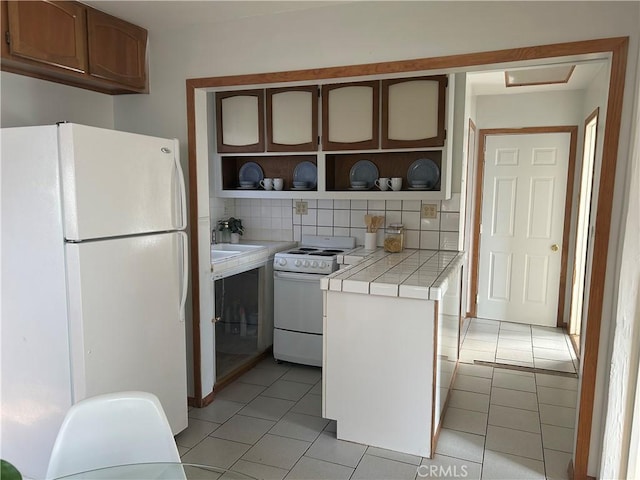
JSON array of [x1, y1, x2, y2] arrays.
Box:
[[322, 81, 379, 151], [266, 86, 318, 152], [382, 75, 447, 148], [1, 0, 148, 94], [6, 0, 87, 72], [216, 90, 265, 153], [86, 9, 147, 90]]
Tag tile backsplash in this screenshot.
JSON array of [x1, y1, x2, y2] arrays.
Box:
[[212, 194, 461, 250]]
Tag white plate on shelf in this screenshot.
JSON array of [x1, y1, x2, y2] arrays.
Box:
[[407, 158, 439, 189], [348, 186, 371, 191], [293, 161, 317, 188], [349, 160, 379, 189], [238, 162, 264, 184], [291, 186, 314, 191], [236, 185, 258, 190], [408, 186, 429, 191]]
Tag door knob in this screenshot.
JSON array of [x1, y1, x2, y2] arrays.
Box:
[[551, 244, 559, 252]]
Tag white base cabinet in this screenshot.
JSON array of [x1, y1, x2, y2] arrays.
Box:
[[323, 291, 436, 457]]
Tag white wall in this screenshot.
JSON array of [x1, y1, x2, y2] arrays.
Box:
[[0, 72, 114, 128], [475, 90, 585, 129]]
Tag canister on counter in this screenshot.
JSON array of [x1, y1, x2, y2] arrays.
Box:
[[384, 224, 404, 253]]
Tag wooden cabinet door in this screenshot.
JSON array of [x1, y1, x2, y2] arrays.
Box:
[[322, 81, 379, 151], [216, 90, 265, 153], [86, 8, 147, 90], [266, 86, 318, 152], [6, 0, 87, 72], [382, 75, 447, 148]]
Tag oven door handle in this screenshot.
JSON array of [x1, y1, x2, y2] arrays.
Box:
[[274, 271, 324, 282]]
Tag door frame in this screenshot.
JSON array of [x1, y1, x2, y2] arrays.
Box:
[[186, 37, 629, 480], [568, 108, 600, 352], [470, 126, 578, 328]]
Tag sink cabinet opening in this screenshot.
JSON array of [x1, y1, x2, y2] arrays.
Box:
[[214, 267, 266, 382]]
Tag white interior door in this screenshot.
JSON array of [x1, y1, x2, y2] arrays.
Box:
[[65, 232, 188, 433], [477, 132, 570, 326]]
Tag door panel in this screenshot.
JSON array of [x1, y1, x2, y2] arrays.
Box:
[[65, 232, 187, 433], [477, 132, 570, 325], [58, 123, 183, 240], [488, 251, 512, 301]]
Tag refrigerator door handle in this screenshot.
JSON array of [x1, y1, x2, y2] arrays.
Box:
[[178, 231, 189, 322], [173, 138, 188, 230]]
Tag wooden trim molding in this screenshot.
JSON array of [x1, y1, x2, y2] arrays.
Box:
[[185, 83, 203, 406], [574, 38, 628, 480], [466, 118, 478, 317], [185, 37, 629, 480], [559, 126, 579, 327], [470, 126, 578, 328]]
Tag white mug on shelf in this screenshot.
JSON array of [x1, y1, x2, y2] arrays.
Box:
[[375, 177, 389, 191], [260, 178, 273, 190], [273, 178, 284, 191], [388, 177, 403, 191]]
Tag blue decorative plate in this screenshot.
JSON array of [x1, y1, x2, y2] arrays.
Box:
[[407, 158, 440, 189], [349, 160, 379, 189], [238, 162, 264, 184], [293, 161, 317, 188]]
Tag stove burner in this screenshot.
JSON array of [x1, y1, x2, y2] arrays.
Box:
[[298, 247, 319, 252], [322, 249, 344, 254], [287, 250, 310, 255], [308, 252, 335, 257]]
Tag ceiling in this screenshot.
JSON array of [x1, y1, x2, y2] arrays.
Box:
[[468, 61, 607, 96], [82, 1, 340, 32]]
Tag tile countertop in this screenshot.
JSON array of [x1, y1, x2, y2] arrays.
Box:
[[322, 248, 465, 301], [211, 240, 297, 280]]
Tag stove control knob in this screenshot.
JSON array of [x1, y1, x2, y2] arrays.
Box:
[[319, 261, 327, 269], [311, 261, 319, 268], [303, 260, 310, 267], [277, 258, 287, 267], [294, 259, 302, 267]]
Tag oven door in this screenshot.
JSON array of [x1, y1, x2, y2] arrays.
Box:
[[273, 270, 323, 334]]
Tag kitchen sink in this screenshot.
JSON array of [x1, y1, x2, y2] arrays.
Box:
[[211, 250, 241, 261], [211, 243, 267, 264], [212, 243, 264, 252]]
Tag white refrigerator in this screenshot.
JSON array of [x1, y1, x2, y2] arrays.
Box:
[[1, 123, 189, 479]]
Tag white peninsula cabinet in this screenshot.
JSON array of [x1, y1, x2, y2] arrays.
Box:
[[321, 249, 463, 457]]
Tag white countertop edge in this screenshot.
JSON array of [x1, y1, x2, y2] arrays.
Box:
[[323, 249, 465, 300]]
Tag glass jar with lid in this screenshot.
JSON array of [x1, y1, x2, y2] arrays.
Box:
[[384, 224, 404, 253], [217, 220, 232, 243]]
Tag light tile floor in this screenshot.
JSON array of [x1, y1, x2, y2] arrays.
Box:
[[459, 318, 579, 374], [178, 319, 579, 480]]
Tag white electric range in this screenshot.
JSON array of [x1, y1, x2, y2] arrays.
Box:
[[273, 235, 357, 366]]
